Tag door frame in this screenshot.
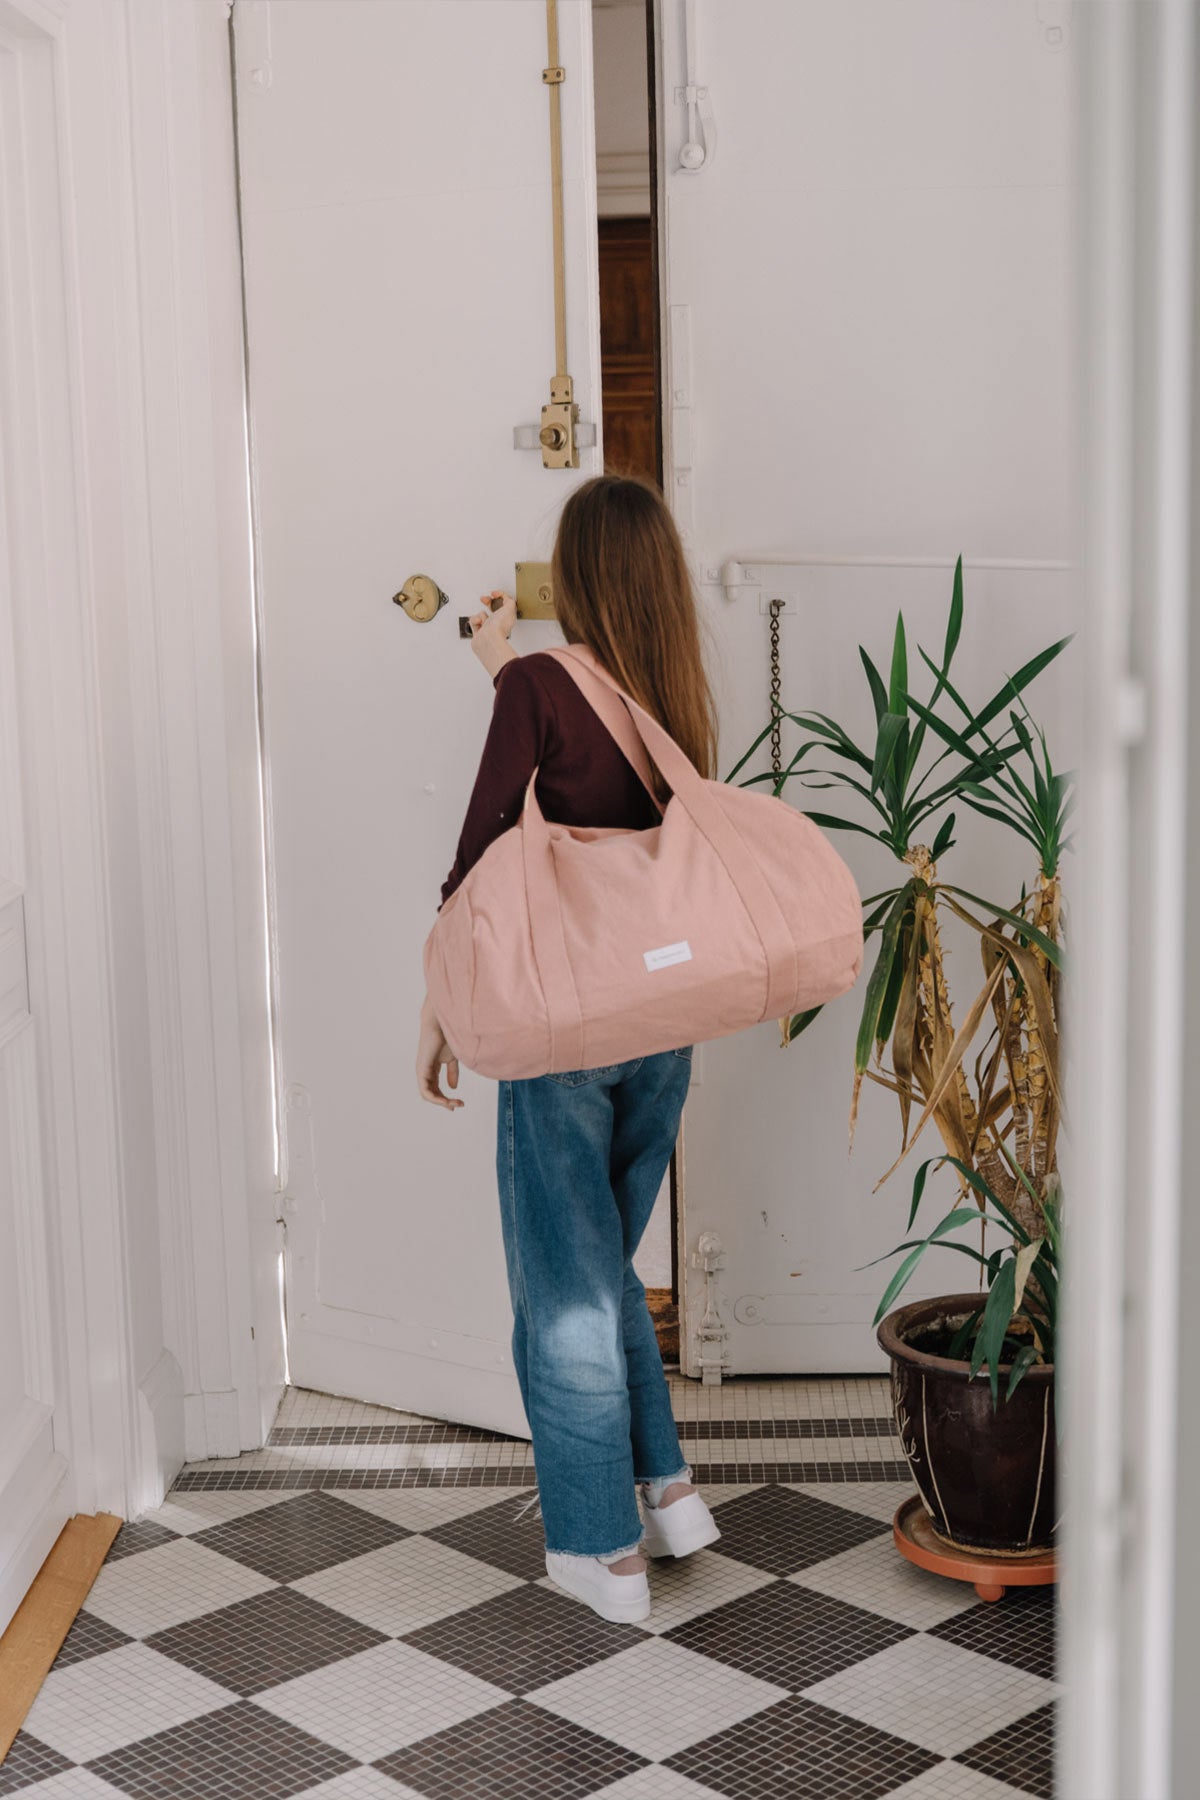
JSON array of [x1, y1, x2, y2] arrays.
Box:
[[0, 0, 142, 1596]]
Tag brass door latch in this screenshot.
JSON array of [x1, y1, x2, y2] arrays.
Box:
[[392, 569, 555, 634], [539, 376, 578, 470], [392, 574, 448, 622]]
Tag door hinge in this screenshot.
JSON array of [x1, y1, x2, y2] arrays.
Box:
[[691, 1230, 730, 1386]]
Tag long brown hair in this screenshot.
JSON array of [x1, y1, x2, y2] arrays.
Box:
[[550, 474, 719, 802]]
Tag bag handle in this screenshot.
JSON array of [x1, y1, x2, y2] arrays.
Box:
[[541, 642, 716, 810], [541, 645, 665, 813]]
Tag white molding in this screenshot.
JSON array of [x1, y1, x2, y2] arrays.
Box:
[[1061, 4, 1196, 1796], [0, 0, 283, 1568], [597, 148, 650, 217], [0, 1419, 68, 1633], [0, 0, 141, 1522], [136, 1348, 184, 1505], [7, 1025, 54, 1410], [98, 0, 284, 1478]]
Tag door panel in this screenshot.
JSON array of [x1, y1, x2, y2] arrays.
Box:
[[0, 25, 71, 1630], [233, 0, 604, 1431], [655, 1, 1075, 1374]]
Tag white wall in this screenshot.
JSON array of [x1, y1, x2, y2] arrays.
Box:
[[655, 0, 1075, 1371]]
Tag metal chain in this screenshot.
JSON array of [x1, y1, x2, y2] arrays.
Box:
[[769, 596, 791, 1045], [769, 597, 783, 790]]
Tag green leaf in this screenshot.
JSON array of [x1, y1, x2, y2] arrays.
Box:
[[939, 1156, 1032, 1245], [888, 614, 909, 715], [945, 556, 964, 666], [859, 648, 889, 724], [869, 1207, 987, 1325], [854, 886, 913, 1076], [971, 638, 1074, 735], [874, 900, 912, 1050], [803, 811, 887, 841], [977, 1260, 1018, 1405], [1006, 1343, 1041, 1400], [940, 887, 1064, 968], [906, 1158, 936, 1231], [723, 715, 779, 784], [796, 713, 876, 772], [948, 1306, 982, 1361], [870, 713, 908, 796], [863, 892, 903, 932], [786, 1006, 823, 1041], [930, 811, 956, 860]]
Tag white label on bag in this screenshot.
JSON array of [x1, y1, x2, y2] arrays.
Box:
[[644, 940, 693, 972]]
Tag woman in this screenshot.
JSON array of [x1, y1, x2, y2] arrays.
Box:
[[415, 474, 723, 1625]]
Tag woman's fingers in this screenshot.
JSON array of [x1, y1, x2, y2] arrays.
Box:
[[418, 1063, 463, 1110], [416, 1008, 465, 1109]]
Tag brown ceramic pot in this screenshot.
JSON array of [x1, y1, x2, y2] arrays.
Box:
[[877, 1291, 1056, 1556]]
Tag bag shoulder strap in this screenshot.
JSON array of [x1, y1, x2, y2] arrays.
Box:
[[540, 644, 666, 815], [537, 642, 800, 1018]]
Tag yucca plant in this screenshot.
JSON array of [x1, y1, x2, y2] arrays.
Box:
[[727, 559, 1072, 1396], [868, 1148, 1060, 1404]]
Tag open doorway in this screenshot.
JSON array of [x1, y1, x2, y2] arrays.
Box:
[[594, 0, 661, 492], [592, 0, 678, 1361]]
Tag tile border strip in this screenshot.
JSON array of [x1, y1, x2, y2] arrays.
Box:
[[267, 1416, 899, 1447], [171, 1461, 913, 1491]]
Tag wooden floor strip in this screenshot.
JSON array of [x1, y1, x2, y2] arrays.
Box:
[[0, 1512, 122, 1761]]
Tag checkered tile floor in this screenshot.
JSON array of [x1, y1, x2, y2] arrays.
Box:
[[3, 1381, 1057, 1799]]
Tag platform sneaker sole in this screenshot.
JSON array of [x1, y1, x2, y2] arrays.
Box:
[[544, 1552, 651, 1623], [640, 1498, 722, 1560]]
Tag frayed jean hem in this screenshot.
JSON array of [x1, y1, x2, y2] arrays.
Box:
[[635, 1462, 693, 1505], [545, 1530, 645, 1562]]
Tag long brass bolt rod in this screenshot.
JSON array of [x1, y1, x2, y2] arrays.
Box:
[[543, 0, 568, 392]]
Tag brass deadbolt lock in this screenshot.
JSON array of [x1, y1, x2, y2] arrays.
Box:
[[514, 563, 555, 619], [393, 574, 448, 623]]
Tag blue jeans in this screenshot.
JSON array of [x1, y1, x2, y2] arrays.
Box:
[[496, 1048, 694, 1558]]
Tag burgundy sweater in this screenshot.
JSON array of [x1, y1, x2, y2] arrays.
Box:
[[439, 651, 663, 910]]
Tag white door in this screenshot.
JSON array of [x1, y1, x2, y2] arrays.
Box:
[[0, 27, 68, 1619], [657, 1, 1076, 1374], [232, 0, 606, 1432], [0, 497, 65, 1635]]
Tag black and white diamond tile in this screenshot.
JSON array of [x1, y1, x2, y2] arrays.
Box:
[[1, 1383, 1055, 1799]]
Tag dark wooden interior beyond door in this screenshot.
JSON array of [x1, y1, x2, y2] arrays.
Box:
[[598, 212, 676, 1361], [597, 217, 660, 485]]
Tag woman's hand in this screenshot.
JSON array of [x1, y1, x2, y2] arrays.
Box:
[[466, 591, 519, 680], [417, 993, 464, 1110]]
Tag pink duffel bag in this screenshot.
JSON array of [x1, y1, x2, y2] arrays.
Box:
[[423, 642, 863, 1079]]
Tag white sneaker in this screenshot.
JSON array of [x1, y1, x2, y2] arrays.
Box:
[[639, 1489, 722, 1560], [544, 1552, 651, 1624]]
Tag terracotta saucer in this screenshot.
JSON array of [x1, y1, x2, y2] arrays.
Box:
[[893, 1492, 1057, 1603]]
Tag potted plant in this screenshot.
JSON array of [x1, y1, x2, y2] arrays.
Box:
[[731, 560, 1070, 1554]]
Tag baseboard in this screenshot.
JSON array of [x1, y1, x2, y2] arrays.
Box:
[[134, 1348, 185, 1514], [0, 1512, 122, 1761], [0, 1405, 70, 1637]]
